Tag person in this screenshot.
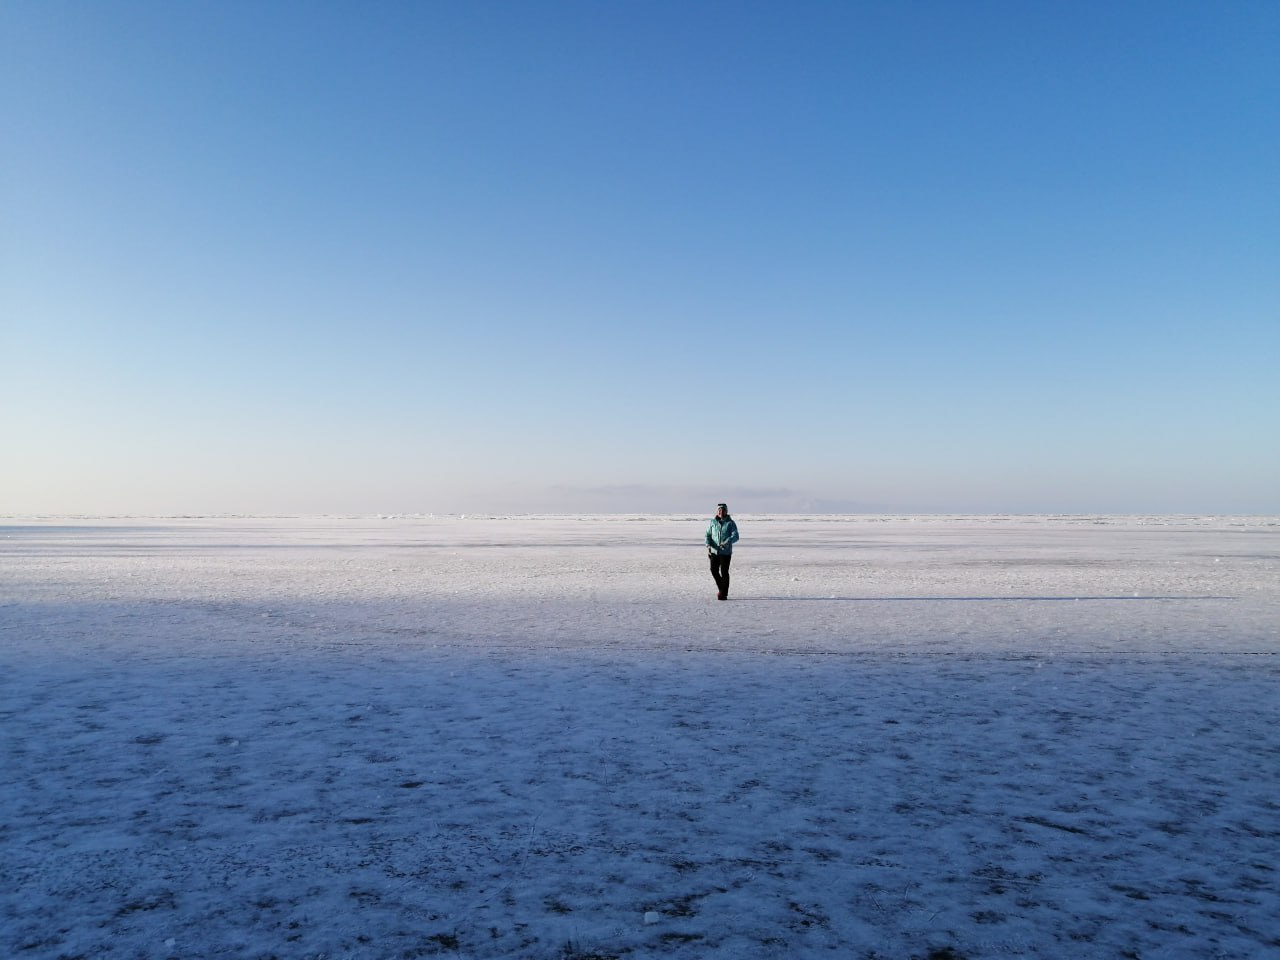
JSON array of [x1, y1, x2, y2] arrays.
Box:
[[705, 502, 740, 600]]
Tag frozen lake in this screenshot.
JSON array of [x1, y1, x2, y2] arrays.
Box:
[[3, 516, 1278, 959]]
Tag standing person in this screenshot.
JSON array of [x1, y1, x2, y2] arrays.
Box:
[[705, 502, 740, 600]]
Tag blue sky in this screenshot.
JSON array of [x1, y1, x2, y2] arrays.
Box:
[[3, 1, 1277, 514]]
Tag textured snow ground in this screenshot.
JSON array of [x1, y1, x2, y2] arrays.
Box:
[[2, 515, 1278, 960]]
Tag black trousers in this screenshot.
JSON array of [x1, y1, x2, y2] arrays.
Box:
[[709, 553, 732, 593]]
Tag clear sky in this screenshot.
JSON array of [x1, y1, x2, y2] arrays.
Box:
[[3, 1, 1277, 515]]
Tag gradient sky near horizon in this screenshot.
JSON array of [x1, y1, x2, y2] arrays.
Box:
[[3, 1, 1277, 515]]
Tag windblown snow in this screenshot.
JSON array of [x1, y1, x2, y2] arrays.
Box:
[[2, 515, 1277, 960]]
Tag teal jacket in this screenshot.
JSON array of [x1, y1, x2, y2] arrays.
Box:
[[706, 516, 740, 556]]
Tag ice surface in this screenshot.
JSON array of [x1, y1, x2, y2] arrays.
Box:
[[2, 516, 1278, 959]]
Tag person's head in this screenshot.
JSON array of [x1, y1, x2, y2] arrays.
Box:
[[716, 503, 728, 518]]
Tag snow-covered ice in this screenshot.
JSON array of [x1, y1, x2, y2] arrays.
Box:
[[2, 515, 1277, 959]]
